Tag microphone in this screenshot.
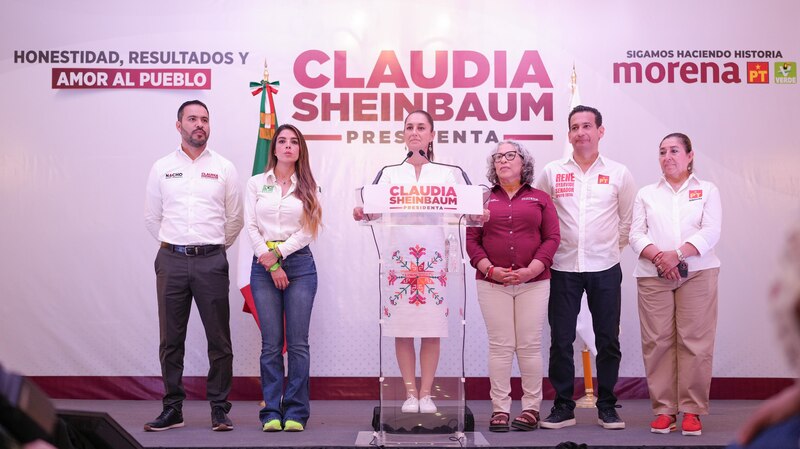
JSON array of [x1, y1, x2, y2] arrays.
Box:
[[371, 151, 413, 184], [417, 150, 473, 185]]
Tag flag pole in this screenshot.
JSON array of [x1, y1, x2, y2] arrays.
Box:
[[575, 345, 597, 408]]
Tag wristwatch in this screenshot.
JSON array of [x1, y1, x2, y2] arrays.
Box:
[[676, 248, 685, 262]]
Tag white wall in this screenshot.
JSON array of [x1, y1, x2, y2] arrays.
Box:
[[1, 0, 798, 380]]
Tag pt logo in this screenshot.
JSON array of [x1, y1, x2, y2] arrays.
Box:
[[747, 62, 769, 84]]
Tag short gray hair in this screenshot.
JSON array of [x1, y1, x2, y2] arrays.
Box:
[[485, 141, 535, 185]]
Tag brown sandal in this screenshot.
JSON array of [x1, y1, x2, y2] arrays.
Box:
[[489, 412, 510, 432], [511, 409, 540, 431]]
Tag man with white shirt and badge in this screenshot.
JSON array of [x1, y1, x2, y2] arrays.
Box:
[[534, 105, 636, 430], [144, 100, 243, 433]]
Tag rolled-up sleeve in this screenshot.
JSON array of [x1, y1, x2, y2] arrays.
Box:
[[617, 167, 637, 250], [532, 193, 560, 268], [629, 191, 653, 256], [244, 177, 269, 257], [144, 164, 163, 242], [685, 183, 722, 255], [223, 164, 244, 248], [466, 226, 487, 268]]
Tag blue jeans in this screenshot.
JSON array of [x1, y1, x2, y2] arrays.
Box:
[[250, 246, 318, 426]]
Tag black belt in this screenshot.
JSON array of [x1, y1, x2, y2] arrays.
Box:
[[160, 242, 223, 256]]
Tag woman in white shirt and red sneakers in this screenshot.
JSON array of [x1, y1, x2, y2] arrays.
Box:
[[245, 124, 322, 433], [630, 133, 722, 436]]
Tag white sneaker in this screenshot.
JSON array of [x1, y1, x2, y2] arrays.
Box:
[[419, 395, 437, 413], [401, 396, 419, 413]]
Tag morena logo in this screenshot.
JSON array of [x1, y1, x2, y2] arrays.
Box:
[[613, 61, 741, 84]]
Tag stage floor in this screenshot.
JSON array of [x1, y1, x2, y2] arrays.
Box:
[[54, 399, 754, 448]]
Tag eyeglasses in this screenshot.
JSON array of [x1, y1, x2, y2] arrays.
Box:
[[492, 151, 518, 163]]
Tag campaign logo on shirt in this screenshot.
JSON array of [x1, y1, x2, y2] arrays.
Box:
[[165, 172, 183, 179], [689, 189, 703, 201], [598, 174, 609, 184], [521, 196, 538, 201], [201, 172, 219, 179], [262, 185, 275, 193], [554, 172, 575, 198]]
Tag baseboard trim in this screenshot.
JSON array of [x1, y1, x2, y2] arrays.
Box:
[[29, 376, 794, 401]]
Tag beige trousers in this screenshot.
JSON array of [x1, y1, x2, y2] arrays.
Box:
[[637, 268, 719, 415], [477, 279, 550, 413]]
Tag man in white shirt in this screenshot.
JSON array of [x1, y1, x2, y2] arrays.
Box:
[[534, 105, 636, 430], [143, 100, 243, 432]]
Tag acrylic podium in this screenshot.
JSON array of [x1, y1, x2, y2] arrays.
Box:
[[358, 183, 484, 447]]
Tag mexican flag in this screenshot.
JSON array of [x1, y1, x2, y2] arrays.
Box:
[[237, 75, 279, 326]]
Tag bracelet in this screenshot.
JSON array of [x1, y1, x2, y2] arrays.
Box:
[[676, 248, 685, 262], [269, 262, 281, 272], [487, 266, 495, 280], [651, 251, 663, 264]]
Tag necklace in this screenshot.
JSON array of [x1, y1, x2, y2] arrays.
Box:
[[275, 172, 294, 186]]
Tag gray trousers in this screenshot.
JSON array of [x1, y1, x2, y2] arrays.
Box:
[[155, 245, 233, 412]]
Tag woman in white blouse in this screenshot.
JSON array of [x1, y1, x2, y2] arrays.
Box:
[[353, 110, 457, 414], [630, 133, 721, 437], [245, 124, 322, 433]]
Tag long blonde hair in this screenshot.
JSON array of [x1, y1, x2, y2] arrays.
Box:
[[266, 124, 322, 238]]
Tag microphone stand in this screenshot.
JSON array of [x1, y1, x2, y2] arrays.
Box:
[[417, 150, 473, 185], [371, 151, 413, 184]]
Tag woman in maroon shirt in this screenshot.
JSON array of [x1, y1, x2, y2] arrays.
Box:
[[466, 141, 560, 432]]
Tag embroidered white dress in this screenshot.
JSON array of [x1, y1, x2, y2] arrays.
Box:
[[378, 163, 458, 338]]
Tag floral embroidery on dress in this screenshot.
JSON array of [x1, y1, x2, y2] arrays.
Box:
[[387, 244, 446, 306]]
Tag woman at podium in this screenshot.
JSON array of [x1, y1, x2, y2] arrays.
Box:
[[354, 110, 457, 414], [466, 141, 560, 432]]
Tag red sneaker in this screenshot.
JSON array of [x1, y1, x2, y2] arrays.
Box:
[[682, 413, 702, 436], [650, 414, 677, 434]]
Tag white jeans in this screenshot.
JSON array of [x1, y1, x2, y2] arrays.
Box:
[[476, 279, 550, 413]]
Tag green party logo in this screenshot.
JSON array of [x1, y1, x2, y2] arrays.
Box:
[[774, 62, 797, 84]]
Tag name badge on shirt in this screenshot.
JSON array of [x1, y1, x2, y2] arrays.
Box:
[[554, 172, 575, 198], [598, 174, 610, 184], [263, 185, 275, 193], [689, 189, 703, 201]]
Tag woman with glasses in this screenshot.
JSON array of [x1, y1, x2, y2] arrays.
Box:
[[466, 141, 560, 432]]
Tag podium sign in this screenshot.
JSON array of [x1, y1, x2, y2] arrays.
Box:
[[362, 184, 484, 215]]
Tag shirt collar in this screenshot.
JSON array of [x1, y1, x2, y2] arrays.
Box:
[[491, 183, 531, 197], [176, 145, 210, 161], [264, 168, 297, 185], [657, 173, 698, 193], [564, 152, 605, 169]]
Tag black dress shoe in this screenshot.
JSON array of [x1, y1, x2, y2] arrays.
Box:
[[211, 406, 233, 431], [144, 407, 184, 431]]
